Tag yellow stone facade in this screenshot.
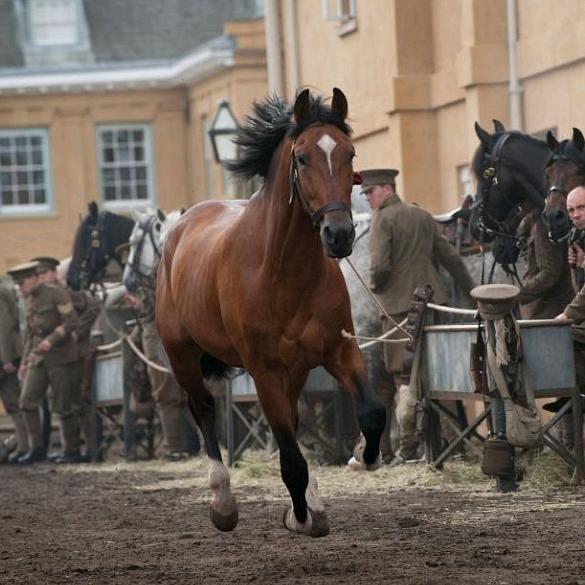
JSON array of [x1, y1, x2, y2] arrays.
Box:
[[277, 0, 585, 213], [0, 20, 267, 274]]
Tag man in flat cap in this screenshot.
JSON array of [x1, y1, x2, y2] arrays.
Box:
[[33, 256, 101, 463], [0, 272, 28, 462], [361, 168, 476, 463], [8, 260, 80, 464]]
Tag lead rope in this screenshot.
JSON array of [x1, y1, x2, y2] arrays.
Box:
[[343, 257, 413, 341]]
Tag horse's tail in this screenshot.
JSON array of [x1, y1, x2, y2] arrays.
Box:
[[201, 352, 232, 380]]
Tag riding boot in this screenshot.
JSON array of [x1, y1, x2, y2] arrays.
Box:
[[22, 408, 43, 450], [396, 383, 419, 460], [159, 404, 185, 454], [11, 412, 30, 454]]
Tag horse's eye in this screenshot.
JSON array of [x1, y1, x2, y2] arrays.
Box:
[[155, 223, 161, 232], [296, 154, 308, 167]]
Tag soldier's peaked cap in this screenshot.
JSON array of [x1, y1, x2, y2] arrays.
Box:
[[7, 261, 40, 283], [470, 284, 520, 320], [359, 169, 399, 193], [32, 256, 60, 272]]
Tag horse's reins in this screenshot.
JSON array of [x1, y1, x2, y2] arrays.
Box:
[[288, 141, 354, 228]]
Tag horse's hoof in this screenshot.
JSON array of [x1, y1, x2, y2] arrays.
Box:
[[308, 509, 329, 538], [282, 507, 329, 537], [210, 505, 238, 532]]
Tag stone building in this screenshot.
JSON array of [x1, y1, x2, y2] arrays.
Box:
[[0, 0, 267, 272]]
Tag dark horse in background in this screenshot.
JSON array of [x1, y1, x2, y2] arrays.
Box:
[[543, 127, 585, 243], [156, 88, 385, 537], [469, 120, 548, 244], [67, 201, 135, 291], [470, 120, 575, 316]]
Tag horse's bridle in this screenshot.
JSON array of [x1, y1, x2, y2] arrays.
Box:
[[127, 215, 162, 288], [79, 212, 107, 290], [288, 141, 354, 229], [474, 132, 522, 238], [545, 151, 585, 197]]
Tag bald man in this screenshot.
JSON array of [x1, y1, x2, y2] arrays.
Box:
[[567, 186, 585, 271]]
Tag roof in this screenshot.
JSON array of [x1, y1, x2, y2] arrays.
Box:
[[0, 0, 260, 69], [83, 0, 260, 63]]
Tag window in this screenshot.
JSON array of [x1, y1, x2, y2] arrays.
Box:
[[0, 129, 52, 215], [29, 0, 79, 47], [457, 164, 472, 198], [97, 125, 155, 208], [321, 0, 356, 21]]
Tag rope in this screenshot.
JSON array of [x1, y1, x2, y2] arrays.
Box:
[[96, 338, 122, 352], [426, 302, 477, 316], [341, 318, 409, 349], [99, 302, 172, 374], [344, 257, 413, 341]]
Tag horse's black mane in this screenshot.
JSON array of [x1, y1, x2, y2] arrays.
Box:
[[227, 93, 352, 180]]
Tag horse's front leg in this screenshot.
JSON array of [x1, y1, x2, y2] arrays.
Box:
[[254, 372, 329, 537], [326, 339, 386, 470]]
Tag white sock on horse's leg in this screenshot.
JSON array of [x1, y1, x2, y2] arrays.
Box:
[[208, 458, 238, 531], [305, 471, 324, 513]]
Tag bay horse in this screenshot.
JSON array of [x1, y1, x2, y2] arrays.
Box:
[[67, 201, 135, 291], [156, 88, 385, 537], [542, 127, 585, 242]]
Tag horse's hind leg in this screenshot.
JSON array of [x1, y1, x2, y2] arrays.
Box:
[[255, 372, 329, 537], [161, 335, 238, 532], [326, 341, 386, 470]]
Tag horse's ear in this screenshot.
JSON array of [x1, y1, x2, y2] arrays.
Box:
[[493, 119, 506, 133], [157, 208, 166, 222], [331, 88, 348, 121], [474, 122, 495, 150], [546, 130, 560, 151], [573, 128, 585, 151], [88, 201, 98, 219], [293, 89, 311, 124]]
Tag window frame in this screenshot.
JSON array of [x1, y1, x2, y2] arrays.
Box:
[[96, 123, 156, 211], [0, 127, 53, 217], [28, 0, 82, 48]]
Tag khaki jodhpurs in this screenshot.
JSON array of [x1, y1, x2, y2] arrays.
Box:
[[381, 312, 418, 456], [0, 372, 28, 452], [141, 320, 189, 452], [20, 361, 79, 450]]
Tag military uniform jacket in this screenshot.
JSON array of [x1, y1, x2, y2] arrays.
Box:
[[516, 213, 574, 319], [70, 289, 101, 353], [0, 283, 22, 367], [22, 283, 79, 368], [564, 284, 585, 344], [368, 195, 475, 314]]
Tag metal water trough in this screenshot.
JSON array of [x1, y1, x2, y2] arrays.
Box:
[[421, 318, 583, 480], [422, 319, 575, 398]]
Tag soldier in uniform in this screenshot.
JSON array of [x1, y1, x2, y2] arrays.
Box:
[[362, 168, 476, 462], [125, 288, 198, 459], [8, 261, 80, 464], [0, 277, 28, 462], [516, 210, 574, 319], [33, 257, 101, 462]]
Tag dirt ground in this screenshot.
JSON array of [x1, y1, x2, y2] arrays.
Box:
[[2, 452, 585, 585]]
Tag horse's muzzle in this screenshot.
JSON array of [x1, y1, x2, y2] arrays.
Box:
[[320, 214, 355, 258]]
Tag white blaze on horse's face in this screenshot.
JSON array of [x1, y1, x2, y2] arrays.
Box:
[[316, 133, 337, 176]]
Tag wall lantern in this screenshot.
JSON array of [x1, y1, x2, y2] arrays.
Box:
[[208, 99, 239, 166]]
